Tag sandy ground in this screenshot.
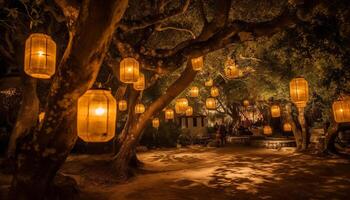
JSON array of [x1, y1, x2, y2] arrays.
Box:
[[59, 146, 350, 200]]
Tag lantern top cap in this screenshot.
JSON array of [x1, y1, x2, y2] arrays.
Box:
[[28, 33, 53, 39]]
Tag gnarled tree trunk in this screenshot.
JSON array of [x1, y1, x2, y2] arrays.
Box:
[[286, 104, 303, 150]]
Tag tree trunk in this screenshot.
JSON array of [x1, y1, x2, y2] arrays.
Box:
[[297, 107, 308, 150], [324, 122, 339, 153], [286, 104, 303, 150]]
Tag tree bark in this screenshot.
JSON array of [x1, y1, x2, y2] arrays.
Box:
[[286, 104, 303, 150], [297, 107, 308, 150]]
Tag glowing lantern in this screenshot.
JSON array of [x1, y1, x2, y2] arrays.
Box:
[[185, 106, 193, 116], [224, 58, 239, 79], [206, 98, 216, 110], [263, 125, 272, 136], [205, 79, 213, 87], [118, 100, 127, 111], [120, 57, 140, 83], [191, 56, 203, 71], [175, 98, 188, 114], [243, 100, 250, 107], [271, 105, 281, 118], [152, 118, 160, 128], [189, 86, 199, 97], [332, 100, 350, 123], [133, 73, 145, 90], [283, 123, 292, 132], [39, 112, 45, 123], [135, 103, 145, 114], [210, 86, 220, 97], [290, 78, 309, 108], [24, 33, 56, 79], [77, 89, 116, 142], [165, 108, 174, 120]]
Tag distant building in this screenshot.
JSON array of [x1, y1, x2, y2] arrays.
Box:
[[177, 115, 208, 138]]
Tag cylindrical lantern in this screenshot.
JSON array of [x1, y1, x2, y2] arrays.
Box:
[[243, 100, 250, 107], [263, 125, 273, 136], [152, 118, 160, 128], [191, 56, 203, 71], [224, 59, 239, 79], [205, 79, 213, 87], [290, 78, 309, 108], [206, 98, 216, 110], [135, 103, 145, 114], [133, 73, 145, 90], [120, 57, 140, 83], [283, 123, 292, 132], [24, 33, 56, 79], [185, 106, 193, 116], [165, 108, 174, 120], [332, 100, 350, 123], [77, 89, 117, 142], [271, 105, 281, 118], [175, 98, 188, 114], [210, 86, 219, 97], [118, 100, 127, 111], [189, 86, 199, 97]]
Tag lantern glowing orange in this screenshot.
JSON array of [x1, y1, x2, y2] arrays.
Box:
[[77, 89, 117, 142], [118, 100, 127, 111], [332, 100, 350, 123], [210, 86, 219, 97], [224, 58, 239, 79], [24, 33, 56, 79], [135, 103, 145, 114], [205, 79, 213, 87], [243, 100, 249, 107], [120, 57, 140, 83], [185, 106, 193, 116], [175, 98, 188, 114], [39, 112, 45, 123], [283, 123, 292, 132], [152, 118, 160, 128], [263, 125, 272, 136], [206, 98, 216, 110], [290, 78, 309, 108], [165, 108, 174, 120], [271, 105, 281, 118], [191, 56, 203, 71], [133, 73, 145, 90], [189, 86, 199, 97]]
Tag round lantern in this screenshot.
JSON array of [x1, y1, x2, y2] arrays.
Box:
[[120, 57, 140, 83], [152, 118, 160, 128], [185, 106, 193, 116], [243, 100, 250, 107], [263, 125, 272, 136], [189, 86, 199, 97], [224, 59, 239, 79], [290, 78, 309, 108], [206, 98, 216, 110], [191, 56, 203, 71], [175, 98, 188, 114], [133, 73, 145, 90], [118, 100, 127, 111], [165, 108, 174, 120], [332, 100, 350, 123], [283, 123, 292, 132], [24, 33, 56, 79], [77, 89, 117, 142], [135, 103, 145, 114], [271, 105, 281, 118], [205, 79, 213, 87], [210, 86, 220, 97]]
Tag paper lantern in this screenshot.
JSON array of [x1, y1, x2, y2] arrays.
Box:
[[175, 98, 188, 114], [206, 98, 216, 110], [210, 86, 219, 97], [118, 100, 127, 111], [135, 103, 145, 114], [205, 79, 213, 87], [24, 33, 56, 79], [77, 89, 116, 142], [271, 105, 281, 118], [283, 123, 292, 132], [185, 106, 193, 116], [152, 118, 160, 128], [165, 108, 174, 120], [290, 78, 309, 108], [191, 56, 203, 71], [243, 100, 250, 107], [263, 125, 272, 136], [133, 73, 145, 90], [189, 86, 199, 97], [224, 58, 239, 79], [332, 100, 350, 123], [120, 57, 140, 83]]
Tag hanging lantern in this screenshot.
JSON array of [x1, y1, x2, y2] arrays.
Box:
[[210, 86, 220, 97], [185, 106, 193, 116], [191, 56, 203, 71], [135, 103, 145, 114], [243, 100, 250, 107], [290, 78, 309, 108], [133, 73, 145, 91], [165, 108, 174, 120], [224, 58, 239, 79], [206, 98, 216, 110], [271, 105, 281, 118], [118, 100, 127, 111], [332, 100, 350, 123], [189, 86, 199, 97], [283, 123, 292, 132], [175, 98, 189, 114], [205, 78, 213, 87], [120, 57, 140, 83], [77, 89, 117, 142], [152, 118, 160, 128], [24, 33, 57, 79], [263, 125, 272, 136]]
